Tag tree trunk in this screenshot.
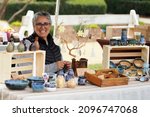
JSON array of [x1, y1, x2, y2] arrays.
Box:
[[0, 0, 9, 19], [8, 0, 32, 23]]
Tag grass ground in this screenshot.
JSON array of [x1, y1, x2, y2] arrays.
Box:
[[88, 64, 102, 70], [66, 0, 106, 5]]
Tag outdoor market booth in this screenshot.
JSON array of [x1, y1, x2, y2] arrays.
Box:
[[0, 0, 150, 100]]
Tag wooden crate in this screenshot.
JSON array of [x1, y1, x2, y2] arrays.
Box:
[[0, 50, 45, 83], [106, 25, 135, 39], [102, 45, 149, 69], [134, 25, 150, 41], [85, 69, 129, 87]]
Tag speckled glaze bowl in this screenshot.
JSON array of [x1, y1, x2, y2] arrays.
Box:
[[128, 39, 137, 45], [133, 58, 144, 69], [5, 80, 29, 90], [109, 39, 118, 46], [27, 76, 44, 88], [118, 60, 132, 69], [109, 61, 117, 68], [32, 81, 45, 92]]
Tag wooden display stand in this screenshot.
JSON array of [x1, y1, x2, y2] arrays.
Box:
[[102, 45, 149, 69], [106, 25, 134, 39], [0, 50, 45, 83]]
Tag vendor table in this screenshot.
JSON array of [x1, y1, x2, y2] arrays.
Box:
[[1, 79, 150, 100]]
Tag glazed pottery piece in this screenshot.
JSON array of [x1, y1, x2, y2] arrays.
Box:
[[5, 80, 29, 90]]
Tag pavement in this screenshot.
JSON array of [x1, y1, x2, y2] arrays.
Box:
[[139, 17, 150, 24]]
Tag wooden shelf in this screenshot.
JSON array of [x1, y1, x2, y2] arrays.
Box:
[[102, 45, 149, 69], [0, 50, 45, 83]]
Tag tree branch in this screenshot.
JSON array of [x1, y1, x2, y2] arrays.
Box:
[[8, 0, 32, 23]]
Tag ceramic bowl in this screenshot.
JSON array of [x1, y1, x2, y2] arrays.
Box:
[[127, 39, 137, 45], [133, 58, 144, 69], [27, 76, 44, 88], [45, 83, 56, 92], [109, 61, 117, 68], [109, 39, 118, 46], [117, 65, 124, 74], [118, 60, 132, 69], [32, 81, 45, 92], [5, 80, 29, 90]]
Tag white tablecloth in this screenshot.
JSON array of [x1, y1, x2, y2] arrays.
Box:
[[0, 85, 5, 100], [1, 79, 150, 100]]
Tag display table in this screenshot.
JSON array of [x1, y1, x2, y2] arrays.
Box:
[[0, 84, 5, 100], [1, 79, 150, 100]]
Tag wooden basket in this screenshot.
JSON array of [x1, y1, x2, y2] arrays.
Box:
[[85, 69, 129, 87]]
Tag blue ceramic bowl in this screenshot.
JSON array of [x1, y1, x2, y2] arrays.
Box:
[[109, 61, 117, 68], [109, 39, 118, 46], [27, 76, 44, 88], [32, 81, 45, 92], [5, 80, 29, 90]]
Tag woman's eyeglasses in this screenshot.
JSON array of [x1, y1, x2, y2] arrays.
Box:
[[35, 22, 50, 27]]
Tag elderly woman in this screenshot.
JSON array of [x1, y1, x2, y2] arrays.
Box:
[[24, 11, 70, 74]]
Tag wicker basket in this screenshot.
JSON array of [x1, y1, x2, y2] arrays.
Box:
[[85, 69, 129, 87]]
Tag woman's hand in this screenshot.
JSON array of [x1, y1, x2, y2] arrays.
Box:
[[56, 61, 71, 70]]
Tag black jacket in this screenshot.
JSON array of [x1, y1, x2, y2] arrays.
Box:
[[24, 32, 62, 64]]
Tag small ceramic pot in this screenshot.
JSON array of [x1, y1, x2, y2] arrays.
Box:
[[32, 81, 44, 92], [109, 39, 118, 46], [117, 65, 124, 74], [109, 61, 117, 68], [128, 39, 137, 45], [78, 76, 86, 85], [45, 82, 56, 92]]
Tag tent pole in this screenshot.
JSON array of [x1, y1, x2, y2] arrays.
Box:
[[53, 0, 60, 40]]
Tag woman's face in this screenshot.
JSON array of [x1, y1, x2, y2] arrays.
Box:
[[33, 16, 51, 39]]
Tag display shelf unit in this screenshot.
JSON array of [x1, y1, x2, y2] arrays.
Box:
[[0, 50, 45, 83], [102, 45, 149, 69]]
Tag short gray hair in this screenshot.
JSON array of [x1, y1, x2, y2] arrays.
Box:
[[32, 11, 52, 26]]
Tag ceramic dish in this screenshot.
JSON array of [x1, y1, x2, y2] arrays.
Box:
[[27, 76, 44, 88], [5, 80, 29, 90], [133, 58, 144, 69], [32, 81, 45, 92], [127, 39, 137, 45], [109, 39, 118, 46], [109, 61, 117, 68], [118, 60, 132, 69]]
